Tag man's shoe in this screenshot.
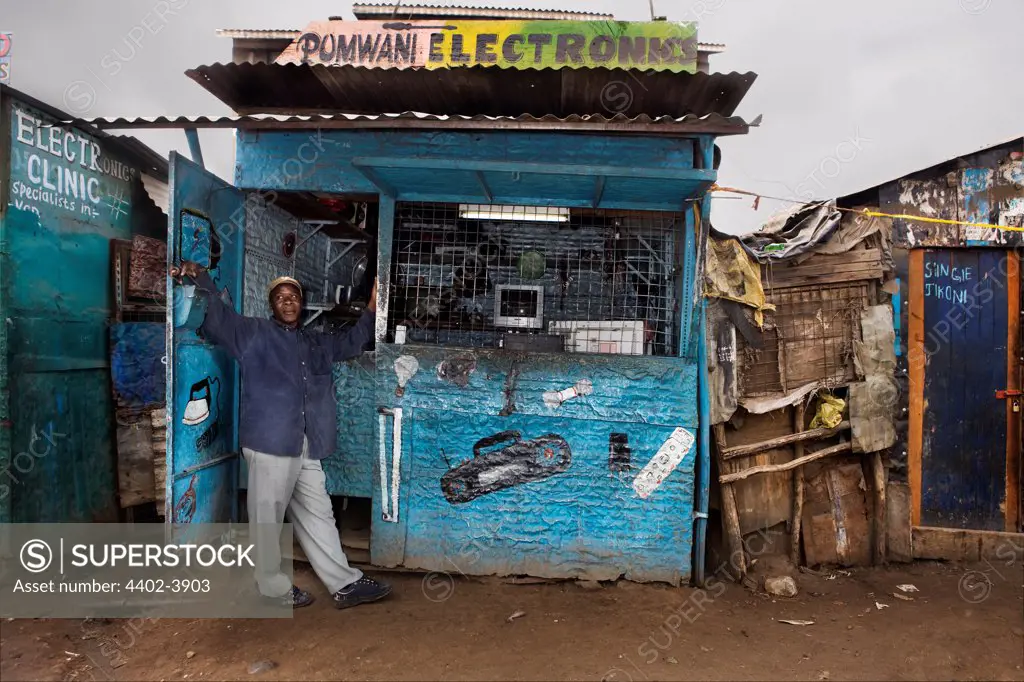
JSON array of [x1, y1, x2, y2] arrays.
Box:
[[333, 577, 392, 609], [261, 585, 315, 608]]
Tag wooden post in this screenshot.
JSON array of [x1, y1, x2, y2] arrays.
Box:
[[872, 452, 887, 565], [908, 250, 925, 525], [790, 402, 806, 566], [714, 423, 746, 580]]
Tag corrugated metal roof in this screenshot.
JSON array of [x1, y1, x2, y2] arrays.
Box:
[[351, 3, 615, 20], [75, 111, 759, 136], [215, 29, 304, 39], [141, 173, 169, 215], [185, 62, 756, 120]]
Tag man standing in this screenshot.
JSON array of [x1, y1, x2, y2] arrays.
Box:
[[170, 260, 392, 609]]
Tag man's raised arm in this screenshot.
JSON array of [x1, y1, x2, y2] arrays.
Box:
[[170, 261, 259, 360], [329, 279, 378, 362]]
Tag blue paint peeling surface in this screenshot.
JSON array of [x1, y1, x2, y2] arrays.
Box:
[[406, 410, 694, 583], [371, 344, 698, 584], [326, 354, 377, 498]]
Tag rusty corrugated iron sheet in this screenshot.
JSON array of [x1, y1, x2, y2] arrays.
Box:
[[184, 62, 757, 119], [78, 110, 757, 136]]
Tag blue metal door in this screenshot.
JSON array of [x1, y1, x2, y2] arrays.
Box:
[[921, 249, 1013, 530], [166, 153, 244, 525]]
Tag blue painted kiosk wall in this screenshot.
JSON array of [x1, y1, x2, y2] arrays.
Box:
[[234, 128, 714, 584], [0, 93, 155, 523]]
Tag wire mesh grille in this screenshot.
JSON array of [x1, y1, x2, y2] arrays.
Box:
[[387, 203, 683, 356], [738, 282, 873, 396]]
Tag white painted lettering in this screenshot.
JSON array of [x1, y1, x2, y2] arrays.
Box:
[[27, 154, 42, 184], [87, 177, 101, 203], [15, 109, 34, 145], [78, 138, 90, 169], [63, 168, 78, 199], [47, 125, 60, 155], [90, 142, 101, 171], [63, 132, 76, 163], [34, 123, 49, 152], [42, 159, 57, 191]]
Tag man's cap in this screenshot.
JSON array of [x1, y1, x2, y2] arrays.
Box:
[[268, 276, 302, 299]]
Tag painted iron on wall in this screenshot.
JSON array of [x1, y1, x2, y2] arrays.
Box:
[[440, 430, 572, 504]]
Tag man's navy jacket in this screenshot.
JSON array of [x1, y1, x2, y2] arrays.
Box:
[[193, 270, 375, 459]]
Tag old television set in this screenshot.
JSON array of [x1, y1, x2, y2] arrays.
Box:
[[494, 284, 545, 329]]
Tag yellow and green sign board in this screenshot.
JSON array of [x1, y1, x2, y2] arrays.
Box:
[[276, 19, 698, 72]]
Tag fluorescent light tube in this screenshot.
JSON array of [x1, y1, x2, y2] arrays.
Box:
[[458, 204, 569, 222]]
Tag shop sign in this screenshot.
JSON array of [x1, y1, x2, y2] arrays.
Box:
[[276, 19, 698, 72]]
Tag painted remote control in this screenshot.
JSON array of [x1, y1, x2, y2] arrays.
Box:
[[632, 427, 695, 499]]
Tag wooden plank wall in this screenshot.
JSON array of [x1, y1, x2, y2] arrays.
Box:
[[715, 243, 890, 569], [718, 408, 797, 536]]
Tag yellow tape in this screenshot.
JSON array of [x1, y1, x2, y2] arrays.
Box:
[[858, 210, 1024, 233], [709, 184, 1024, 233]]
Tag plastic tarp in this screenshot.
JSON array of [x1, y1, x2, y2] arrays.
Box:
[[740, 201, 843, 262], [738, 200, 894, 266], [705, 235, 774, 328]]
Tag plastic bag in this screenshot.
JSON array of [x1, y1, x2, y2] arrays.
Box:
[[810, 393, 846, 429]]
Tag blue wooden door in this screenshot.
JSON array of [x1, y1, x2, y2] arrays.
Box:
[[920, 249, 1016, 530], [166, 153, 244, 525]]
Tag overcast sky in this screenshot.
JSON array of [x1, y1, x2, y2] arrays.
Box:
[[4, 0, 1021, 234]]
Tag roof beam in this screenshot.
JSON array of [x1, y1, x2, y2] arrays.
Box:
[[474, 171, 493, 202], [349, 163, 396, 197], [349, 156, 716, 182], [592, 175, 606, 208], [184, 128, 205, 168]]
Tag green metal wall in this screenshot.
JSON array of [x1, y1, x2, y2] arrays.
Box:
[[0, 94, 153, 522]]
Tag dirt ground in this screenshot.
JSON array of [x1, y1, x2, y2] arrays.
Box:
[[1, 559, 1022, 682]]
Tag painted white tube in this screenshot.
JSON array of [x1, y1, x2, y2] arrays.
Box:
[[543, 379, 594, 409]]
